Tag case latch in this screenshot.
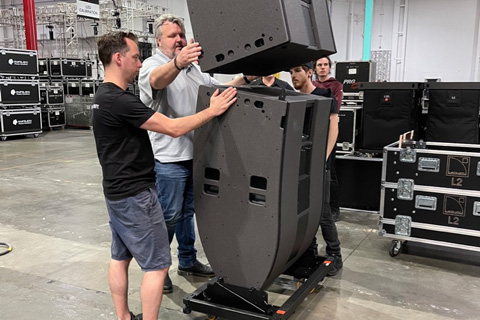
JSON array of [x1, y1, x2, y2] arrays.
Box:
[[397, 178, 414, 200], [395, 215, 412, 236], [400, 147, 416, 163]]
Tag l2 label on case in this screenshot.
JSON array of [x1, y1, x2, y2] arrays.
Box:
[[446, 156, 470, 178]]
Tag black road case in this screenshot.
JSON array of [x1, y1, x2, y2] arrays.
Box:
[[337, 153, 382, 211], [49, 58, 87, 78], [380, 140, 480, 256], [38, 58, 49, 77], [424, 82, 480, 144], [335, 61, 376, 102], [42, 106, 66, 129], [80, 79, 95, 96], [46, 83, 65, 105], [0, 107, 42, 140], [359, 82, 423, 153], [0, 48, 38, 77], [337, 105, 362, 153], [0, 80, 40, 106]]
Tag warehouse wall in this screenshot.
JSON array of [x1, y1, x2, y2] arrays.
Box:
[[328, 0, 480, 82], [2, 0, 480, 82], [164, 0, 480, 82]]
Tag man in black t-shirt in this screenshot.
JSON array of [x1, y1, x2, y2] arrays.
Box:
[[250, 74, 294, 90], [93, 32, 237, 320], [289, 62, 342, 277]]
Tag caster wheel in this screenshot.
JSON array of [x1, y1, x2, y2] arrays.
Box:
[[182, 307, 191, 314], [33, 133, 39, 138], [389, 240, 403, 257], [1, 136, 6, 141]]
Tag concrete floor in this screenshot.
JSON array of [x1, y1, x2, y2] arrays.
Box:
[[1, 129, 480, 320]]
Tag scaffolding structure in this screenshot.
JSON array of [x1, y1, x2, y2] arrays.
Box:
[[0, 0, 167, 57], [0, 8, 26, 49], [371, 49, 392, 82]]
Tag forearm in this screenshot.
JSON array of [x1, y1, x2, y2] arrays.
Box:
[[141, 108, 215, 138], [149, 59, 181, 90], [168, 107, 215, 137]]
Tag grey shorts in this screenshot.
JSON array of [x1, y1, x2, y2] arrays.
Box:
[[105, 187, 171, 271]]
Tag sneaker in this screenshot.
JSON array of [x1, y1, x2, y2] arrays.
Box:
[[178, 260, 215, 277], [163, 273, 173, 294], [326, 255, 343, 277], [129, 312, 142, 320]]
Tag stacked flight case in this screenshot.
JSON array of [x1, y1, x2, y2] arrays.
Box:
[[39, 57, 96, 128], [335, 60, 376, 103], [380, 139, 480, 256], [39, 81, 65, 129], [0, 48, 42, 140]]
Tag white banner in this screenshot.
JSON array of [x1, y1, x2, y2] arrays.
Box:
[[77, 0, 100, 20]]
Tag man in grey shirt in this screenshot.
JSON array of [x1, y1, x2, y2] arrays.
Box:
[[139, 13, 253, 293]]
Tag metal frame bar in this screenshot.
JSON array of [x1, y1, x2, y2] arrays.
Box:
[[183, 257, 334, 320]]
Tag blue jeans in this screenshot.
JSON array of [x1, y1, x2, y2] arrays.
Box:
[[154, 160, 197, 268]]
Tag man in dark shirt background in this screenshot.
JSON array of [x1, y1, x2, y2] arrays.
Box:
[[250, 74, 294, 90], [289, 62, 343, 276]]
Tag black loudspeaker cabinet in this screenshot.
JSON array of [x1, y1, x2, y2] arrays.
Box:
[[193, 85, 332, 290], [0, 80, 40, 106], [0, 48, 38, 77], [187, 0, 336, 75], [359, 82, 423, 152], [335, 61, 376, 102], [425, 82, 480, 144]]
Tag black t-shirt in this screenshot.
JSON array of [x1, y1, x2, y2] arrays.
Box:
[[310, 87, 338, 169], [250, 77, 294, 90], [92, 82, 156, 200]]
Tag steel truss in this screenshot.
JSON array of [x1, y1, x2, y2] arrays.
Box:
[[0, 1, 167, 57]]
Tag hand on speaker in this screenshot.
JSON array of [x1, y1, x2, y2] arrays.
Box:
[[176, 38, 202, 68], [208, 87, 238, 117]]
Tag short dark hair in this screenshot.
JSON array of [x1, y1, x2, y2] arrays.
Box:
[[314, 55, 332, 68], [97, 32, 138, 67]]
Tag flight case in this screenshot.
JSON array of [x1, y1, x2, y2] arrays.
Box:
[[0, 107, 42, 140], [336, 105, 362, 153], [380, 139, 480, 256]]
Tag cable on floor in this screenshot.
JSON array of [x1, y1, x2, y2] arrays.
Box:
[[0, 242, 13, 256]]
